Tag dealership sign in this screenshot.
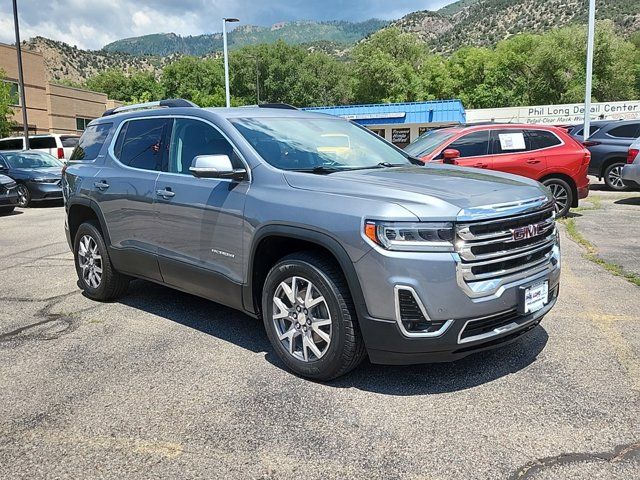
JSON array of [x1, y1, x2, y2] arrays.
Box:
[[341, 112, 406, 121], [467, 100, 640, 125]]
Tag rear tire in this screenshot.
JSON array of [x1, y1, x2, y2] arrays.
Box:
[[542, 178, 573, 217], [74, 221, 129, 301], [262, 251, 366, 381], [603, 162, 628, 191]]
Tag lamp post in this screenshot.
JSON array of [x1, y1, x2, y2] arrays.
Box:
[[223, 17, 239, 108], [583, 0, 596, 141], [12, 0, 29, 148]]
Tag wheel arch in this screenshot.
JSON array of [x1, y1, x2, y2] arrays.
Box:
[[539, 173, 578, 208], [67, 199, 111, 246], [599, 156, 627, 178], [244, 225, 368, 322]]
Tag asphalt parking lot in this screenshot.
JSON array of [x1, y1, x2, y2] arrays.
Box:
[[0, 197, 639, 479]]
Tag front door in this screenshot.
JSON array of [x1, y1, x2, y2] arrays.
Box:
[[94, 117, 171, 281], [153, 117, 249, 307], [439, 130, 492, 169]]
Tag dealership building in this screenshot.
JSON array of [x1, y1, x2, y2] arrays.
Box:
[[0, 43, 121, 135], [305, 100, 466, 148]]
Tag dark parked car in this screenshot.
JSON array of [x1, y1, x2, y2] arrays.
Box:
[[0, 174, 18, 214], [568, 120, 640, 190], [0, 151, 64, 207]]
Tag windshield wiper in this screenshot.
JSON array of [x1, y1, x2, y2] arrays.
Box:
[[289, 166, 342, 174]]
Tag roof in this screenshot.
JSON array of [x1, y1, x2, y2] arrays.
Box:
[[302, 100, 466, 126]]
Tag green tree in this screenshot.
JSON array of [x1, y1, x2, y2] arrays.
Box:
[[0, 71, 16, 137], [160, 56, 225, 107]]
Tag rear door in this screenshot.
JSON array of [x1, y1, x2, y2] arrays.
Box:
[[93, 117, 171, 282], [490, 128, 548, 179], [153, 117, 249, 306], [439, 130, 491, 169]]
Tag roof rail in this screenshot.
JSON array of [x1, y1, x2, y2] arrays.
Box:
[[102, 98, 199, 117], [258, 103, 298, 110]]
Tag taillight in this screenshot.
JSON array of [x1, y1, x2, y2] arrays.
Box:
[[582, 140, 600, 147], [628, 149, 639, 164], [582, 149, 591, 165], [57, 147, 64, 159]]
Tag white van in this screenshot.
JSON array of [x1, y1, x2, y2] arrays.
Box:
[[0, 134, 80, 160]]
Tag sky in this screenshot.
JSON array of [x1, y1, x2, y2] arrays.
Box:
[[0, 0, 457, 50]]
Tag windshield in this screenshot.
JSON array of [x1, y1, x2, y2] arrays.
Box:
[[3, 151, 62, 169], [405, 129, 456, 157], [230, 117, 411, 171]]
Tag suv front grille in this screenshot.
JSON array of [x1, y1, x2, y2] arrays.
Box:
[[456, 204, 557, 285]]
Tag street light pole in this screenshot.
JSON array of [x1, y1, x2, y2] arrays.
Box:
[[583, 0, 596, 141], [12, 0, 29, 149], [222, 17, 239, 108]]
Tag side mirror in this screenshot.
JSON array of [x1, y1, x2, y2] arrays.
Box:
[[442, 149, 460, 165], [189, 154, 246, 180]]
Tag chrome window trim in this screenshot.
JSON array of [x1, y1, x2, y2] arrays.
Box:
[[393, 285, 453, 338], [107, 115, 252, 183], [432, 129, 565, 160]]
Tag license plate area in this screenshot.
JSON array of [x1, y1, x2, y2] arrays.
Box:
[[519, 281, 549, 315]]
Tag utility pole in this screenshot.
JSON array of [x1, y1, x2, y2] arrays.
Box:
[[12, 0, 29, 148], [583, 0, 596, 141], [223, 17, 239, 108]]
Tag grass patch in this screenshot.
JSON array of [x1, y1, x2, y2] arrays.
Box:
[[563, 218, 640, 287], [571, 195, 602, 212]]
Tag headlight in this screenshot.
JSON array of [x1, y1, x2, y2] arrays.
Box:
[[31, 178, 59, 183], [365, 221, 455, 252]]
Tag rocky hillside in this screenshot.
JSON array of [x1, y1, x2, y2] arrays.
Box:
[[23, 37, 169, 84], [429, 0, 640, 53], [103, 20, 388, 57]]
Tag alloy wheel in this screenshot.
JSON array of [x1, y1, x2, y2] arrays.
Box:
[[16, 185, 29, 207], [272, 276, 332, 362], [77, 235, 103, 289], [607, 165, 626, 190], [549, 183, 569, 215]]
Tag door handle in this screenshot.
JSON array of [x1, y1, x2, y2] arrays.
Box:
[[474, 163, 489, 168], [526, 159, 541, 164], [156, 188, 175, 199], [93, 181, 109, 190]]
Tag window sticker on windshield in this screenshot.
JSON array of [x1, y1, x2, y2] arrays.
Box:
[[498, 132, 526, 151]]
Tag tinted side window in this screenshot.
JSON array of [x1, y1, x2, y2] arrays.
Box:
[[61, 136, 79, 148], [168, 118, 237, 175], [526, 130, 562, 150], [448, 131, 490, 158], [491, 129, 528, 154], [115, 118, 169, 171], [0, 139, 23, 150], [30, 137, 57, 149], [70, 123, 112, 161], [607, 124, 640, 138]]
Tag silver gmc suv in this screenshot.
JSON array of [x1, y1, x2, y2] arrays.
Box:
[[63, 100, 561, 380]]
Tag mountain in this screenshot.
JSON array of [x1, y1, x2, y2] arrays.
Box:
[[429, 0, 640, 53], [23, 37, 168, 84], [102, 20, 389, 57]]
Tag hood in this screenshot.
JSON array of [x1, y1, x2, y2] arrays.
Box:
[[10, 166, 62, 179], [284, 165, 551, 220]]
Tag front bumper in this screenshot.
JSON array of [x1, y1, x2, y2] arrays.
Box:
[[27, 181, 63, 201], [622, 164, 640, 187], [0, 190, 18, 207], [354, 243, 561, 365]]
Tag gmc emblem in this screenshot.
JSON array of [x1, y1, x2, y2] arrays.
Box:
[[511, 223, 543, 241]]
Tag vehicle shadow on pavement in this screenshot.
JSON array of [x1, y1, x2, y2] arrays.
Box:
[[615, 197, 640, 206], [0, 210, 23, 217], [117, 280, 548, 395]]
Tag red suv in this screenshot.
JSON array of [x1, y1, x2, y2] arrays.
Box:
[[405, 124, 591, 216]]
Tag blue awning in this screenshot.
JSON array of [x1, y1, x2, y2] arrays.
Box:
[[303, 100, 466, 126]]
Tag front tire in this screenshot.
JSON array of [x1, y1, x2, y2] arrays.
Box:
[[604, 162, 627, 191], [543, 178, 573, 217], [16, 184, 31, 207], [74, 221, 129, 301], [262, 252, 366, 381]]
